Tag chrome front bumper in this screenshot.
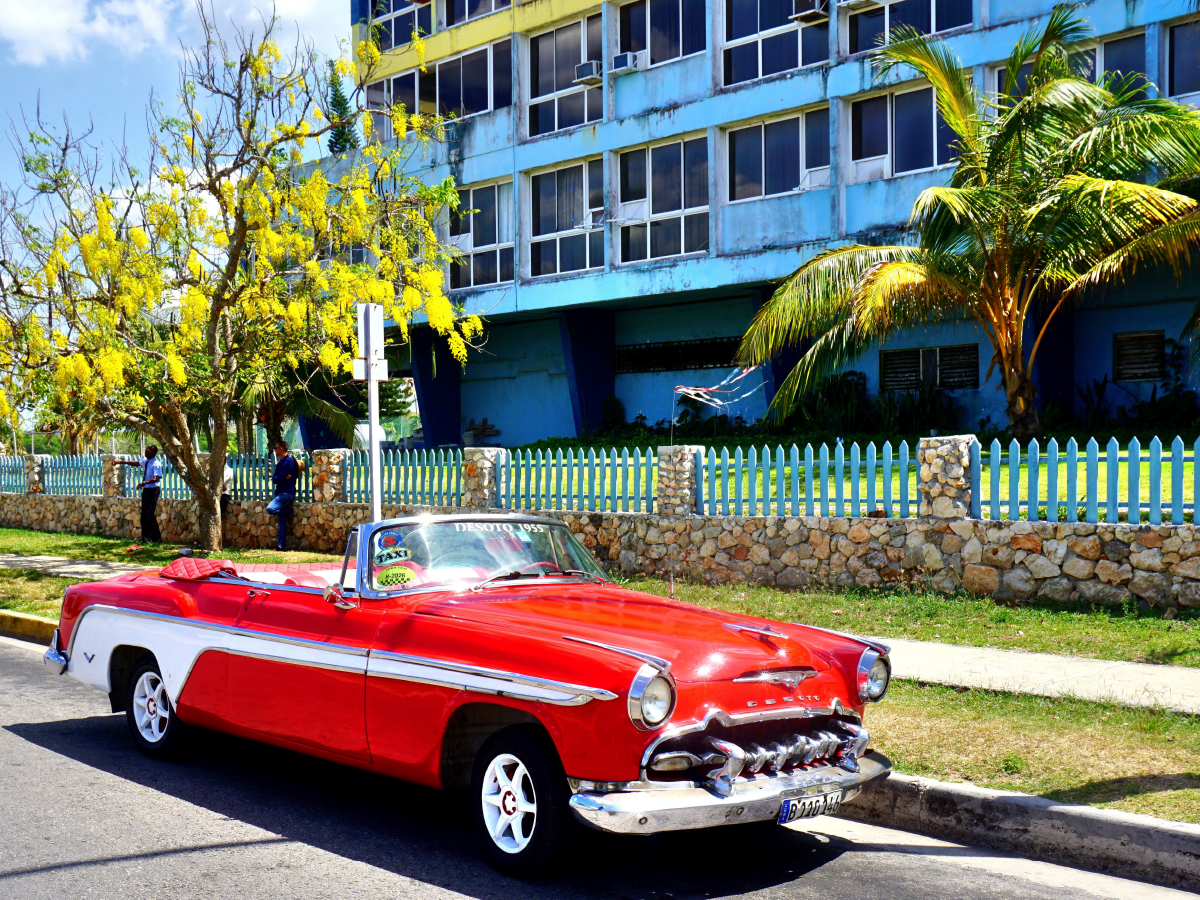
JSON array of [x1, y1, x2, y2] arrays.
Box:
[[44, 629, 68, 674], [569, 750, 891, 835]]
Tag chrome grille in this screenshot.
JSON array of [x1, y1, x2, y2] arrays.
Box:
[[647, 717, 869, 795]]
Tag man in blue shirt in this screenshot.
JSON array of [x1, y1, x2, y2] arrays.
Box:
[[267, 440, 299, 551], [121, 446, 163, 543]]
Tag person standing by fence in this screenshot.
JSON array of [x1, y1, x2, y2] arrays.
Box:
[[267, 441, 298, 550], [121, 446, 163, 543]]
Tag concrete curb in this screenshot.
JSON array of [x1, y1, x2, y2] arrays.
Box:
[[838, 772, 1200, 891], [0, 609, 56, 644]]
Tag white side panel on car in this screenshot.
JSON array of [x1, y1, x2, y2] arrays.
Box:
[[65, 606, 369, 703]]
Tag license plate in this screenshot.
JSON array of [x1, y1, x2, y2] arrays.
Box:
[[777, 790, 843, 824]]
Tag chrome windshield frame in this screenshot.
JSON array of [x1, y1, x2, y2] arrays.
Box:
[[353, 513, 603, 601]]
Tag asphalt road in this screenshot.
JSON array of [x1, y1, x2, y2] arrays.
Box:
[[0, 635, 1190, 900]]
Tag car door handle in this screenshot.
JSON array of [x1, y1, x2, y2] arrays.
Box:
[[246, 589, 270, 603]]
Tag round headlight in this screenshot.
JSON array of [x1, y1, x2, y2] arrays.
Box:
[[865, 657, 889, 700], [640, 676, 674, 725], [628, 664, 675, 729]]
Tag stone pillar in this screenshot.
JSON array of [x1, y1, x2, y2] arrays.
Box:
[[311, 449, 351, 503], [917, 435, 976, 519], [24, 455, 46, 494], [101, 455, 132, 497], [657, 445, 704, 516], [461, 447, 506, 508]]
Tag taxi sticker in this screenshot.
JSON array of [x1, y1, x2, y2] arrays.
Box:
[[379, 531, 402, 548], [374, 546, 412, 565], [377, 566, 415, 587]]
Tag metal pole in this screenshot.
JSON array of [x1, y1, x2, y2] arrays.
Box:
[[365, 308, 383, 523]]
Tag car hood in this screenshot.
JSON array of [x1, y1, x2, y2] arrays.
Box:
[[412, 582, 829, 684]]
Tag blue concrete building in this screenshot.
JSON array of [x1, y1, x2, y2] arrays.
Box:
[[349, 0, 1200, 447]]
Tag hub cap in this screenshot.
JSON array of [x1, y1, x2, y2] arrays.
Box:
[[481, 752, 536, 854], [133, 671, 170, 743]]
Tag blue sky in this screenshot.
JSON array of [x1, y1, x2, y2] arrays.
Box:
[[0, 1, 349, 191]]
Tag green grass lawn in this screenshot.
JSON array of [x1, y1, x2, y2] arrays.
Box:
[[873, 681, 1200, 824], [0, 526, 339, 567], [0, 569, 83, 618], [620, 575, 1200, 668]]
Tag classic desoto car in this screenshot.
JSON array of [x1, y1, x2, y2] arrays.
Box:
[[44, 513, 892, 872]]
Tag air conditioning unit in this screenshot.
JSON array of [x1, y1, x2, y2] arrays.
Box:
[[789, 0, 828, 23], [610, 51, 645, 75], [573, 60, 604, 86]]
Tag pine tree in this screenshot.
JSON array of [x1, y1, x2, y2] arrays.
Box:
[[327, 62, 360, 156]]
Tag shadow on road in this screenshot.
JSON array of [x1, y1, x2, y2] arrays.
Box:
[[6, 713, 854, 898]]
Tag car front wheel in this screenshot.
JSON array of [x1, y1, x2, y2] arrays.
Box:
[[125, 656, 184, 759], [470, 727, 573, 875]]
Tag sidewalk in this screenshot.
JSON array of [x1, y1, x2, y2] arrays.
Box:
[[883, 637, 1200, 715], [0, 553, 148, 580]]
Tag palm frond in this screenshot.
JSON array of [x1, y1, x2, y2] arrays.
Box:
[[736, 245, 915, 367]]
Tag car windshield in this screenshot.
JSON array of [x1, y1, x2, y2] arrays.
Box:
[[365, 520, 607, 593]]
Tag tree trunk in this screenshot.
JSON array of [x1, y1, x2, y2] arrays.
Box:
[[1003, 361, 1040, 441], [197, 492, 221, 552]]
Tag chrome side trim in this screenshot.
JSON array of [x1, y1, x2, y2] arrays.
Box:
[[789, 622, 890, 655], [367, 648, 618, 706], [64, 604, 371, 660], [562, 635, 671, 673]]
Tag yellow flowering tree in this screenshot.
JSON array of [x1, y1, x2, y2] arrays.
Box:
[[0, 10, 479, 549]]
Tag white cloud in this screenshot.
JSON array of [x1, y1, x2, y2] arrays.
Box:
[[0, 0, 182, 66], [0, 0, 349, 67]]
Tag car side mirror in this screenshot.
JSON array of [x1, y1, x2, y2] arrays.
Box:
[[324, 583, 356, 610]]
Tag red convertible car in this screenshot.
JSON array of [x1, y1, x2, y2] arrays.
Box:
[[44, 513, 892, 873]]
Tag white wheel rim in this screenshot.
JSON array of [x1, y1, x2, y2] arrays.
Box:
[[481, 752, 537, 854], [132, 671, 170, 743]]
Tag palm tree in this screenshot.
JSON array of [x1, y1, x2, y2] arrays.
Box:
[[739, 5, 1200, 439]]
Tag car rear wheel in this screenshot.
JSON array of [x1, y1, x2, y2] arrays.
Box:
[[125, 656, 184, 759], [470, 727, 573, 875]]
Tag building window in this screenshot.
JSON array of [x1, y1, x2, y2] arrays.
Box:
[[994, 62, 1032, 97], [879, 344, 978, 391], [530, 160, 605, 276], [728, 109, 830, 200], [450, 183, 514, 289], [447, 0, 509, 27], [847, 0, 971, 56], [1073, 33, 1146, 97], [619, 137, 708, 262], [850, 87, 955, 179], [619, 0, 706, 65], [723, 0, 828, 87], [615, 337, 741, 373], [385, 39, 511, 122], [1113, 331, 1165, 382], [372, 0, 433, 50], [530, 16, 603, 136], [1170, 21, 1200, 97]]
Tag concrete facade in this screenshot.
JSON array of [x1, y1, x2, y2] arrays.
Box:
[[345, 0, 1200, 446]]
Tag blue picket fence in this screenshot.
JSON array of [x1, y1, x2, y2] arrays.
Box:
[[500, 447, 658, 512], [0, 457, 25, 493], [344, 448, 463, 506], [971, 436, 1198, 523], [43, 455, 103, 495], [696, 442, 920, 516], [226, 452, 314, 502]]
